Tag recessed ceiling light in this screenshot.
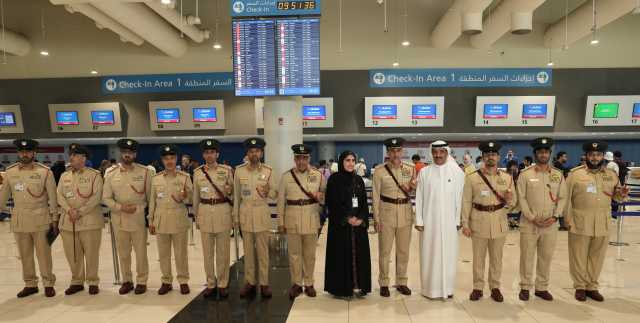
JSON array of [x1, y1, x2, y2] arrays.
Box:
[[90, 70, 98, 75], [40, 50, 49, 56], [161, 0, 172, 4], [213, 42, 222, 50], [590, 38, 599, 45], [401, 40, 410, 47], [547, 61, 554, 67], [392, 61, 399, 67]]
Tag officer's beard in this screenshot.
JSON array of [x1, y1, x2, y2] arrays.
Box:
[[19, 156, 34, 165], [587, 159, 605, 170]]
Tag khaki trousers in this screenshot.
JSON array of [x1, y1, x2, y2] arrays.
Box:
[[14, 231, 56, 287], [157, 231, 189, 284], [201, 231, 230, 288], [61, 229, 102, 286], [472, 236, 506, 290], [114, 229, 149, 284], [378, 225, 412, 287], [242, 231, 270, 286], [568, 232, 608, 290], [287, 233, 317, 286], [519, 230, 557, 291]]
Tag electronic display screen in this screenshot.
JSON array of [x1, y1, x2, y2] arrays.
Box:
[[632, 103, 640, 118], [372, 105, 398, 119], [593, 103, 619, 118], [232, 19, 277, 96], [277, 18, 321, 96], [0, 112, 16, 127], [302, 105, 326, 120], [156, 108, 181, 123], [522, 104, 548, 119], [91, 110, 115, 125], [56, 111, 80, 125], [192, 107, 218, 122], [411, 104, 437, 119], [483, 104, 508, 119]]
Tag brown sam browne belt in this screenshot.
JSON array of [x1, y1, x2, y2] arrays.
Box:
[[200, 198, 228, 205], [380, 195, 410, 205], [473, 203, 506, 212], [286, 199, 317, 206]]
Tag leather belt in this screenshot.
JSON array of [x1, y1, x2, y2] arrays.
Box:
[[380, 195, 410, 204], [200, 198, 228, 205], [473, 203, 506, 212], [286, 199, 317, 206]]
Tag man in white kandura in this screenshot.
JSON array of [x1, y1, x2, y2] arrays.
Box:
[[415, 140, 466, 299]]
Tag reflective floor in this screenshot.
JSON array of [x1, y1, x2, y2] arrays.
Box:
[[0, 216, 640, 323]]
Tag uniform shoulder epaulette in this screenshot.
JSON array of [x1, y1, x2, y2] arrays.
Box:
[[549, 166, 562, 174], [374, 163, 385, 170], [520, 165, 534, 173], [310, 167, 321, 175], [34, 162, 50, 170], [133, 163, 149, 170], [6, 163, 19, 170], [177, 170, 190, 177], [402, 161, 414, 168], [605, 168, 618, 176], [235, 163, 247, 171], [261, 164, 272, 170], [88, 167, 101, 175], [194, 165, 205, 172], [570, 165, 586, 172], [220, 164, 233, 171], [154, 170, 165, 177], [104, 164, 118, 175]]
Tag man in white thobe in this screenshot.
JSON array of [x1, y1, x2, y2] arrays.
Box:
[[415, 141, 465, 299]]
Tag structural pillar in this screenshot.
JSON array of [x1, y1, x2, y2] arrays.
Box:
[[263, 96, 303, 183], [317, 141, 336, 163]]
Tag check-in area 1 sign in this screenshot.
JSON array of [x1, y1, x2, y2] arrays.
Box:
[[102, 72, 234, 94], [369, 68, 552, 88]]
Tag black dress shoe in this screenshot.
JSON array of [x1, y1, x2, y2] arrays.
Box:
[[260, 285, 272, 298], [586, 290, 604, 302], [469, 289, 483, 301], [158, 283, 172, 295], [304, 286, 317, 297], [89, 285, 99, 295], [65, 285, 84, 295], [534, 290, 553, 301], [45, 287, 56, 297], [119, 282, 134, 295], [16, 287, 38, 298], [396, 285, 411, 296], [519, 289, 530, 301], [491, 289, 504, 302], [575, 289, 586, 302], [218, 287, 229, 298], [134, 284, 147, 295], [289, 284, 303, 300], [380, 287, 390, 297], [180, 284, 190, 295], [239, 284, 256, 298], [203, 287, 217, 298]]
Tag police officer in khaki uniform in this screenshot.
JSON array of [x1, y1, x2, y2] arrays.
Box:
[[565, 141, 628, 302], [102, 139, 152, 295], [193, 139, 234, 299], [461, 141, 516, 302], [149, 144, 193, 295], [234, 138, 277, 299], [0, 139, 58, 298], [517, 138, 568, 301], [277, 144, 325, 299], [57, 144, 104, 296], [372, 137, 416, 297]]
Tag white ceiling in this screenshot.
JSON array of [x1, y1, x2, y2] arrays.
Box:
[[1, 0, 640, 79]]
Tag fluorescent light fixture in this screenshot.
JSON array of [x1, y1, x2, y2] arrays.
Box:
[[590, 38, 599, 45], [547, 61, 554, 66], [392, 61, 399, 67], [401, 40, 410, 47], [40, 50, 49, 56], [213, 42, 222, 50], [90, 70, 98, 75], [161, 0, 172, 4]]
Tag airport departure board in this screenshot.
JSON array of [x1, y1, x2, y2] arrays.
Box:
[[277, 18, 320, 95], [233, 19, 277, 96]]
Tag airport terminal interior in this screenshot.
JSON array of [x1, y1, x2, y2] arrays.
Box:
[[1, 0, 640, 322]]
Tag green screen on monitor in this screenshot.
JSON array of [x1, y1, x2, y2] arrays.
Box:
[[593, 103, 619, 118]]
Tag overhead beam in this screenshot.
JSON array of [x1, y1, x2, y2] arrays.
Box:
[[470, 0, 547, 49], [431, 0, 493, 49]]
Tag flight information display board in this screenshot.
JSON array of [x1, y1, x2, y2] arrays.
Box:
[[585, 95, 640, 126], [277, 18, 320, 96], [0, 105, 23, 134], [475, 96, 555, 127], [365, 97, 445, 127], [233, 19, 277, 96]]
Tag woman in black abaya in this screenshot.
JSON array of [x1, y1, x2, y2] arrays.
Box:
[[324, 151, 371, 298]]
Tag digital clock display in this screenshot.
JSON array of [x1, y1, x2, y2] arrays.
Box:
[[277, 1, 316, 10]]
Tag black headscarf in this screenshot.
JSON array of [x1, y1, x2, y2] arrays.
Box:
[[338, 150, 357, 174]]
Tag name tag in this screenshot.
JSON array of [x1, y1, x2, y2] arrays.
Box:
[[480, 190, 490, 197], [65, 191, 74, 198], [586, 184, 597, 194], [14, 183, 24, 192], [529, 178, 539, 182], [352, 197, 359, 208], [200, 187, 209, 193], [157, 192, 165, 198]]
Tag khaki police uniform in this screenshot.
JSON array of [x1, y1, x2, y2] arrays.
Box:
[[102, 163, 152, 285], [149, 170, 193, 285], [233, 163, 277, 286], [565, 165, 624, 290], [0, 162, 58, 288], [57, 167, 104, 287], [277, 167, 325, 287], [372, 161, 415, 287], [517, 165, 567, 291], [461, 169, 516, 290], [193, 163, 234, 289]]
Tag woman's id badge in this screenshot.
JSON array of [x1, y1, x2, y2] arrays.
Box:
[[352, 197, 359, 208]]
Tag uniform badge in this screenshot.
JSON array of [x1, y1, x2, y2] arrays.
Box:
[[602, 175, 613, 182], [207, 140, 212, 146], [21, 141, 27, 146], [165, 146, 170, 152], [489, 142, 494, 148], [497, 178, 506, 185], [309, 175, 317, 182], [541, 139, 547, 144], [251, 139, 256, 145], [259, 174, 266, 180], [29, 174, 42, 180], [550, 174, 560, 183], [592, 143, 598, 148]]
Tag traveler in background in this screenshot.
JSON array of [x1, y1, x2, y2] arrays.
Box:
[[98, 159, 111, 177], [355, 158, 367, 177], [553, 151, 570, 178], [613, 151, 629, 185], [463, 153, 476, 175], [412, 154, 426, 174], [604, 152, 619, 176], [502, 149, 519, 167], [318, 160, 331, 181], [520, 156, 533, 170], [180, 154, 194, 177], [329, 159, 338, 174], [51, 160, 66, 184]]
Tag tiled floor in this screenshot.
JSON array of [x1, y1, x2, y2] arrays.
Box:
[[1, 215, 640, 323]]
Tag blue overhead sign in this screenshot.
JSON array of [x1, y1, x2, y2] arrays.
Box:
[[369, 68, 552, 88], [230, 0, 321, 17], [101, 72, 234, 94]]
